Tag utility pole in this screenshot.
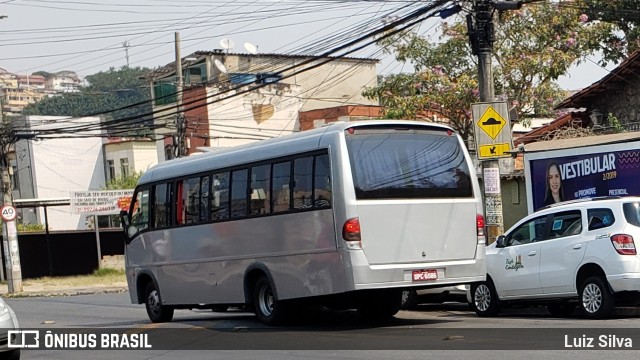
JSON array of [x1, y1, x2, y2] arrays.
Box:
[[469, 0, 522, 242], [122, 40, 130, 68], [1, 12, 23, 292], [174, 32, 186, 158]]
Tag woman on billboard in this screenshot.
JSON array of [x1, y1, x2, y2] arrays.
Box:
[[543, 162, 564, 205]]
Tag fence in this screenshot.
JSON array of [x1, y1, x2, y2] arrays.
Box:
[[0, 229, 125, 279]]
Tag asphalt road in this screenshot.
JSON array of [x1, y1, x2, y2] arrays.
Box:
[[5, 293, 640, 359]]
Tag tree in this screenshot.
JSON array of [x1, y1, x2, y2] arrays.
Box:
[[365, 2, 614, 143], [577, 0, 640, 63], [23, 67, 153, 137], [104, 171, 143, 190]]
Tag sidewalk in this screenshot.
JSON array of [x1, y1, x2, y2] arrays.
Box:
[[0, 280, 128, 298]]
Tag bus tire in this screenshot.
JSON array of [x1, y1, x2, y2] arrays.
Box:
[[357, 290, 401, 321], [144, 282, 174, 323], [253, 276, 289, 325]]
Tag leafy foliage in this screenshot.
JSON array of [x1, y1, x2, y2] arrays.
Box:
[[104, 171, 143, 190], [23, 67, 153, 136], [365, 2, 614, 142], [577, 0, 640, 63]]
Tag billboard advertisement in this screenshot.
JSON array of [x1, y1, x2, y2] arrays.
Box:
[[70, 190, 134, 215], [529, 148, 640, 211]]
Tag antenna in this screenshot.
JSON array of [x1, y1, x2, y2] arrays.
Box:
[[213, 59, 227, 74], [219, 38, 235, 53], [244, 42, 258, 54]]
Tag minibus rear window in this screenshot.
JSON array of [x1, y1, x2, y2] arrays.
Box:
[[345, 127, 473, 199]]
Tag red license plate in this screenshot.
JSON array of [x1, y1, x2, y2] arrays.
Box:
[[412, 269, 438, 281]]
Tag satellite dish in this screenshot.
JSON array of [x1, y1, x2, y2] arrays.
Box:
[[244, 42, 258, 54], [214, 59, 227, 73], [219, 38, 235, 50]]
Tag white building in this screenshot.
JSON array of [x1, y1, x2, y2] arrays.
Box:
[[12, 116, 158, 230], [13, 116, 106, 230], [143, 51, 379, 161]]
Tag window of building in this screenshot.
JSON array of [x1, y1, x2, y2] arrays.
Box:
[[153, 80, 177, 106], [107, 160, 116, 182], [120, 158, 130, 177]]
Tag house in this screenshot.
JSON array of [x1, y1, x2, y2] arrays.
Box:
[[44, 71, 82, 93], [143, 51, 379, 161], [554, 49, 640, 132]]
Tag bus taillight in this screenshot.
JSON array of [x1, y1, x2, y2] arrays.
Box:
[[342, 218, 361, 242]]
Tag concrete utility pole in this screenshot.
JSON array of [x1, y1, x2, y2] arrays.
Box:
[[174, 32, 187, 158], [1, 13, 24, 292], [469, 0, 522, 241]]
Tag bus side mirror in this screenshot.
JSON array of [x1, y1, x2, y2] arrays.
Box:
[[495, 235, 506, 248], [119, 210, 133, 243]]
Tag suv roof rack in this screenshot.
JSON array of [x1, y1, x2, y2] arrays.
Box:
[[538, 196, 623, 211]]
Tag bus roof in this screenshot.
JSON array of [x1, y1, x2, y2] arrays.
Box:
[[138, 120, 455, 185]]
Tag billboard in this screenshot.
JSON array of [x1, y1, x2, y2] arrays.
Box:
[[528, 146, 640, 211], [70, 190, 134, 215]]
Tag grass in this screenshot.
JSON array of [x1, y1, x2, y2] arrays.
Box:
[[20, 268, 127, 288]]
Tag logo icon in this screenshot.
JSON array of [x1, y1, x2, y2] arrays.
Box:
[[8, 330, 40, 348]]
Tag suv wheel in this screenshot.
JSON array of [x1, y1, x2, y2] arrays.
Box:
[[471, 281, 499, 317], [400, 290, 419, 309], [580, 276, 614, 319]]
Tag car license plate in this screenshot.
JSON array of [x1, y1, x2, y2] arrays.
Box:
[[412, 269, 437, 281]]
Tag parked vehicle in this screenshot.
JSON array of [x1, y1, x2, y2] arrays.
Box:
[[0, 297, 20, 359], [470, 196, 640, 319], [401, 285, 468, 309]]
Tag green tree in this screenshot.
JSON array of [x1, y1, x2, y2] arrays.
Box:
[[23, 67, 153, 137], [577, 0, 640, 63], [365, 2, 613, 142], [104, 171, 143, 190]]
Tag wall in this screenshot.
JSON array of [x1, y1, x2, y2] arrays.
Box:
[[591, 75, 640, 127], [0, 230, 125, 279], [104, 140, 158, 179], [206, 83, 303, 148], [14, 116, 106, 230]]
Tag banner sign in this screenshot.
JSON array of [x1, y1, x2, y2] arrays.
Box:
[[70, 190, 134, 215], [530, 149, 640, 211]]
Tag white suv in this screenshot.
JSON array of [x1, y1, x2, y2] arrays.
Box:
[[470, 196, 640, 319]]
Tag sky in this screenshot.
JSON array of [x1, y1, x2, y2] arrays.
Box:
[[0, 0, 621, 91]]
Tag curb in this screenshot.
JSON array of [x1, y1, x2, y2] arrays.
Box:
[[2, 287, 128, 299]]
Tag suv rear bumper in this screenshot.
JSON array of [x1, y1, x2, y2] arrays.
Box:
[[608, 273, 640, 292]]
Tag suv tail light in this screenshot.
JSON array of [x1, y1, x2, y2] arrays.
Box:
[[477, 214, 486, 244], [342, 218, 361, 242], [611, 234, 637, 255]]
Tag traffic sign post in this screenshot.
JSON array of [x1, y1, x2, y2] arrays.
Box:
[[471, 101, 514, 244], [472, 102, 513, 160]]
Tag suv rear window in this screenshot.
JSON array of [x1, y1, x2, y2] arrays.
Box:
[[623, 202, 640, 227], [345, 126, 472, 199]]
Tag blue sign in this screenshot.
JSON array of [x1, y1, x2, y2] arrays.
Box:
[[530, 149, 640, 211]]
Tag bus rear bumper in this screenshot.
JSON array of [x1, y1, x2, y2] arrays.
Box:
[[349, 249, 486, 291]]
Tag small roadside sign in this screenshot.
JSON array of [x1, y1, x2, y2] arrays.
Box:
[[477, 106, 507, 139], [1, 205, 17, 221], [472, 101, 514, 160], [479, 143, 511, 158]]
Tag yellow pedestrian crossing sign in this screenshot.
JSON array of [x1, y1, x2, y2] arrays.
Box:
[[477, 106, 506, 139]]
